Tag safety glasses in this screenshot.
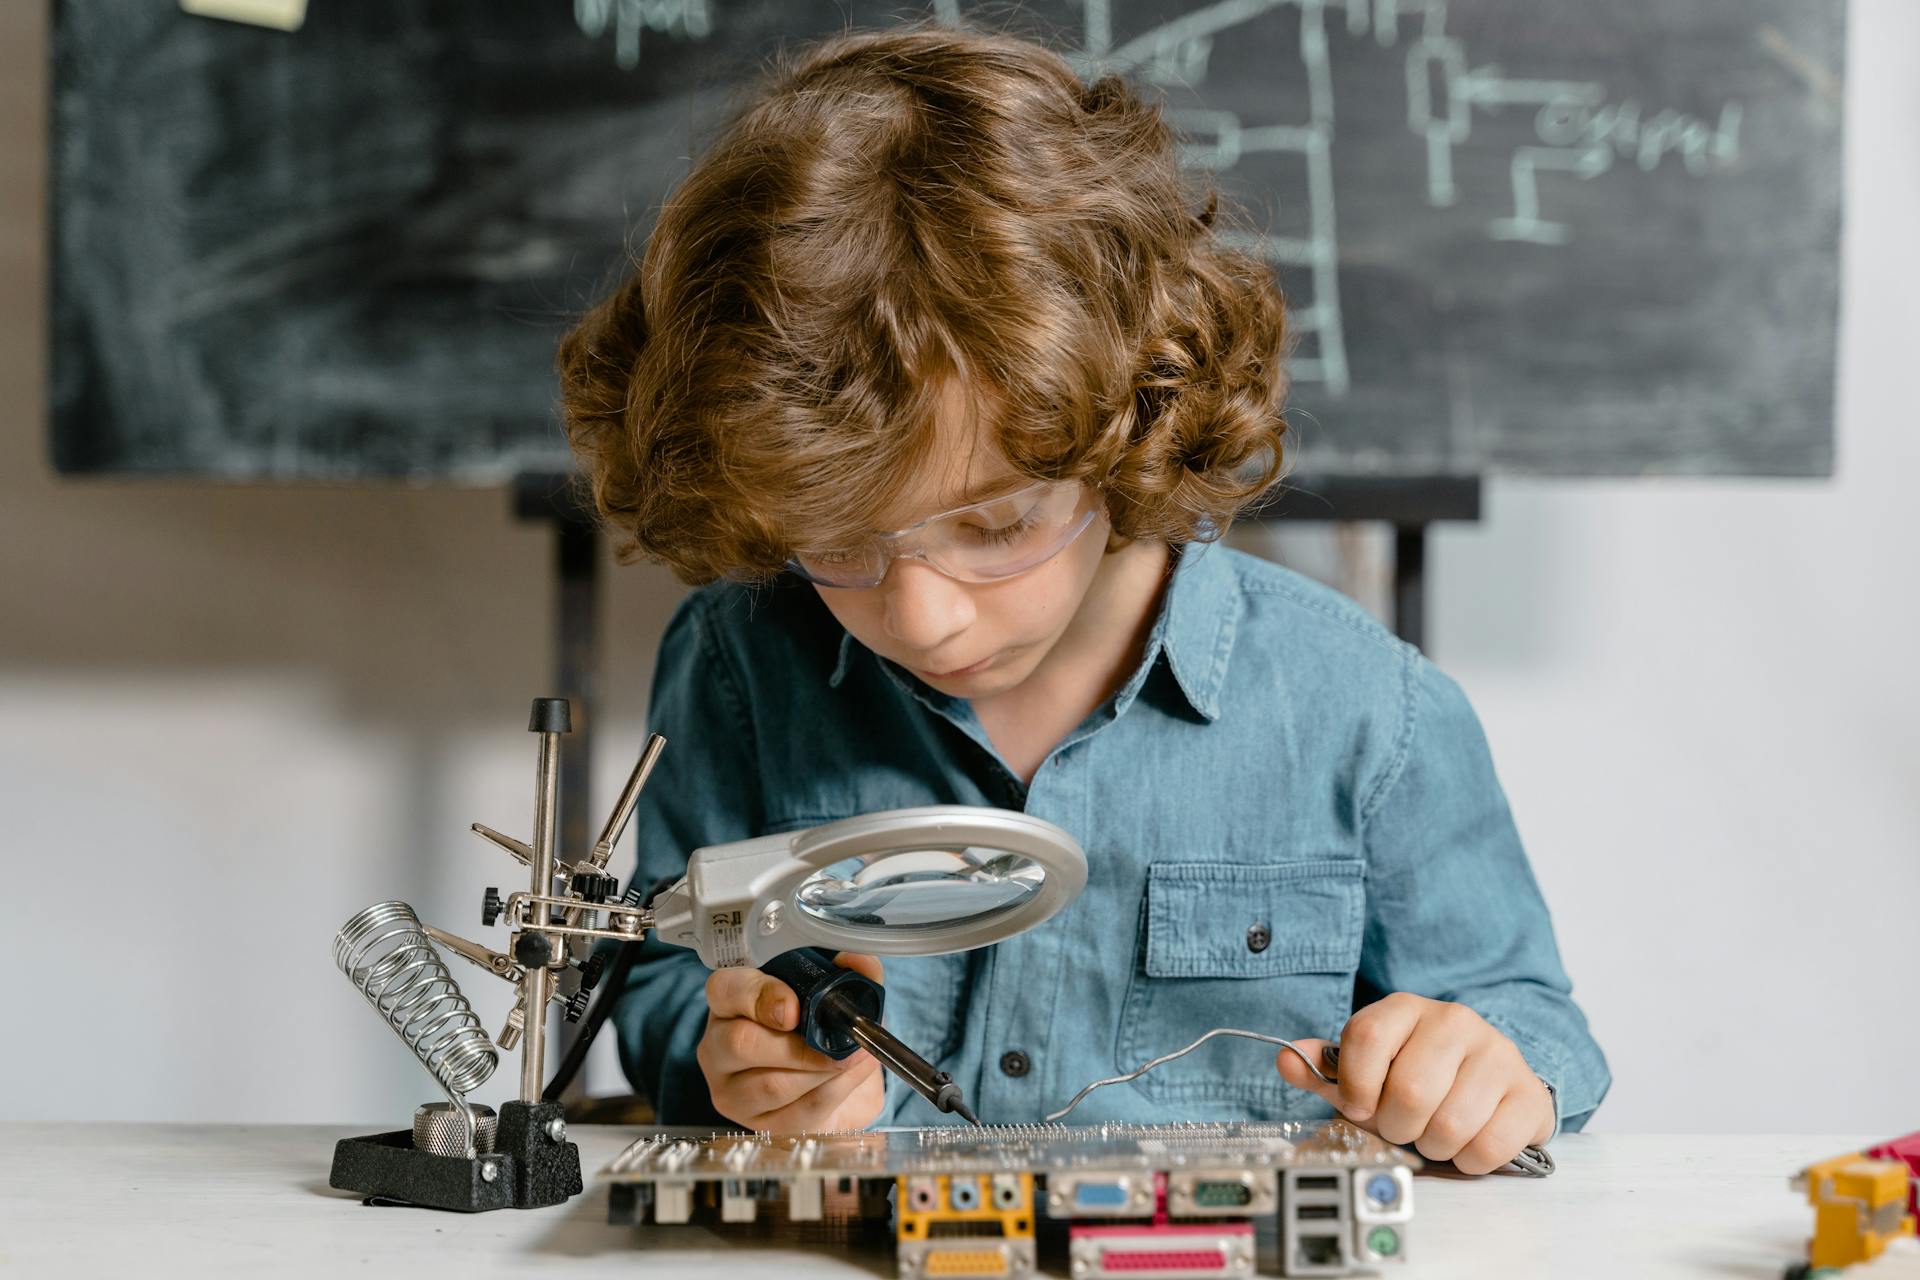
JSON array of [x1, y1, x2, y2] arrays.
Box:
[[786, 479, 1098, 590]]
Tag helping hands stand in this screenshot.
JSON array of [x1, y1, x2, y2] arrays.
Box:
[[329, 698, 667, 1211]]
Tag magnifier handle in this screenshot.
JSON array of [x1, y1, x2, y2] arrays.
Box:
[[760, 947, 886, 1060]]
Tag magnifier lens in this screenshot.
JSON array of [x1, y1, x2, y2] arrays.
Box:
[[793, 847, 1047, 932]]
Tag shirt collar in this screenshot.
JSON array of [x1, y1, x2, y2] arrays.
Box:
[[826, 538, 1239, 722], [1153, 539, 1237, 722], [829, 627, 859, 689]]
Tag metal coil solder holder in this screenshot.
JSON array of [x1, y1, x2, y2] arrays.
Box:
[[328, 697, 671, 1213]]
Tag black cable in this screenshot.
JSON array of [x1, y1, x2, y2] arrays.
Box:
[[541, 874, 680, 1103]]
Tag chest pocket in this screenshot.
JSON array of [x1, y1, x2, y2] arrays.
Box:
[[1116, 860, 1364, 1118]]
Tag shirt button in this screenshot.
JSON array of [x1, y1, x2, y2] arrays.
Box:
[[1000, 1050, 1031, 1078], [1246, 923, 1271, 953]]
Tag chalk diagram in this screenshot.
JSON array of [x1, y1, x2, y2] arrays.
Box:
[[573, 0, 715, 70], [577, 0, 1745, 400]]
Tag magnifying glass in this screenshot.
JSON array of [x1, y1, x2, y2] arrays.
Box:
[[524, 728, 1087, 1123], [639, 806, 1085, 1125], [646, 805, 1088, 968]]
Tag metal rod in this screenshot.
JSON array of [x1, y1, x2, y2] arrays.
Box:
[[555, 519, 598, 880], [842, 1009, 980, 1126], [471, 823, 534, 865], [494, 914, 649, 945], [423, 923, 521, 982], [501, 889, 648, 932], [588, 734, 666, 871], [1392, 524, 1427, 651], [522, 728, 561, 1102]]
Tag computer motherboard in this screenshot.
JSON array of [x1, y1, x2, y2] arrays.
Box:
[[602, 1120, 1417, 1278]]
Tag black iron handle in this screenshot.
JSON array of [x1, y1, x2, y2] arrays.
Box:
[[760, 946, 886, 1060]]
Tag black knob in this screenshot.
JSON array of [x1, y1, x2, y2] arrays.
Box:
[[563, 987, 592, 1024], [571, 872, 618, 904], [481, 887, 505, 928], [528, 698, 572, 734], [576, 950, 607, 992], [514, 931, 555, 969]]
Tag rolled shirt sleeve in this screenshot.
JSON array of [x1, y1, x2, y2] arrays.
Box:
[[1356, 650, 1612, 1135]]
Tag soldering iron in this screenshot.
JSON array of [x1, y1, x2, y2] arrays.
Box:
[[760, 946, 980, 1125]]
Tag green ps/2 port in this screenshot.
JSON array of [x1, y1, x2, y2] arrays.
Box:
[[1192, 1180, 1254, 1208], [1366, 1226, 1402, 1257]]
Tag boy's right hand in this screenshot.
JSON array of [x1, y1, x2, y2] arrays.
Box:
[[696, 951, 887, 1133]]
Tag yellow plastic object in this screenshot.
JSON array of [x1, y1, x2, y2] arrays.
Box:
[[921, 1247, 1011, 1277], [1792, 1154, 1919, 1270], [895, 1173, 1036, 1241]]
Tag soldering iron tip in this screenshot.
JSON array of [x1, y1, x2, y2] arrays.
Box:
[[954, 1101, 981, 1126]]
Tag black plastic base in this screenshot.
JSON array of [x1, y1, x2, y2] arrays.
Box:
[[329, 1100, 583, 1212]]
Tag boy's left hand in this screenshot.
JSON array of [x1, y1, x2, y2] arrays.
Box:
[[1273, 993, 1553, 1175]]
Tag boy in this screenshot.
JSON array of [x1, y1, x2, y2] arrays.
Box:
[[556, 25, 1608, 1174]]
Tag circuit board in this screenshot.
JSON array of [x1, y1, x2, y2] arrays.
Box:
[[603, 1121, 1417, 1278]]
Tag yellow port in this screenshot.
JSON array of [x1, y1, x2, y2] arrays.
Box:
[[922, 1247, 1009, 1277], [896, 1174, 1036, 1241]]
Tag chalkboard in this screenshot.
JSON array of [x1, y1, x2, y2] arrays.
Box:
[[49, 0, 1844, 480]]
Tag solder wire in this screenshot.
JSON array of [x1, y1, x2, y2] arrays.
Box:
[[1046, 1027, 1556, 1177], [1044, 1028, 1332, 1122]]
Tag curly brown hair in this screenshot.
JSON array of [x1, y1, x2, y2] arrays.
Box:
[[556, 23, 1290, 585]]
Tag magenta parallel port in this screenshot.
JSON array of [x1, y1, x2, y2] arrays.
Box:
[[1102, 1248, 1227, 1271], [1067, 1221, 1255, 1280]]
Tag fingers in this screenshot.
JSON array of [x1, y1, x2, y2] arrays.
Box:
[[698, 1013, 873, 1128], [1371, 1020, 1470, 1147], [705, 968, 798, 1031], [833, 952, 884, 983], [707, 955, 881, 1029], [727, 1052, 877, 1122], [1274, 1037, 1341, 1104], [1324, 997, 1556, 1175], [699, 958, 892, 1132], [698, 1010, 847, 1074], [1410, 1052, 1505, 1164], [734, 1053, 885, 1133], [1332, 995, 1424, 1123], [1453, 1085, 1548, 1176]]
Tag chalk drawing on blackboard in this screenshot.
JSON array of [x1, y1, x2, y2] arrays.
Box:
[[561, 0, 1747, 389], [1057, 0, 1747, 386], [574, 0, 714, 70], [1403, 2, 1743, 243], [1079, 0, 1352, 394]]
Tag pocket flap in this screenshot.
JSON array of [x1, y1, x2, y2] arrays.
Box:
[[1145, 860, 1364, 979]]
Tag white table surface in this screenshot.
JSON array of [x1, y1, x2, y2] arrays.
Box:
[[0, 1124, 1856, 1279]]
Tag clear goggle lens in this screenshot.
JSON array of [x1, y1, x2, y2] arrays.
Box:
[[788, 480, 1094, 589]]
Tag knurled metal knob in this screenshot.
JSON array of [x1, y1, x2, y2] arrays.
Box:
[[570, 872, 618, 903], [412, 1102, 498, 1157], [481, 886, 505, 927]]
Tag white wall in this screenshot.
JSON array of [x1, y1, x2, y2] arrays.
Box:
[[1427, 0, 1919, 1134], [3, 1, 1912, 1135]]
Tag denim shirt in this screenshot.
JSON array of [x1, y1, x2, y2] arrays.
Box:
[[610, 540, 1610, 1134]]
